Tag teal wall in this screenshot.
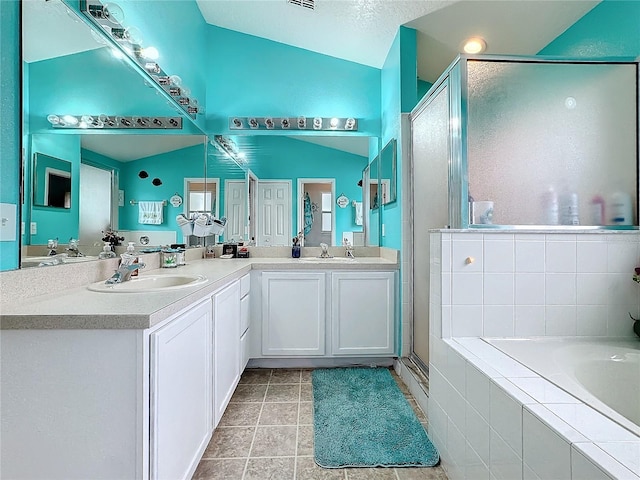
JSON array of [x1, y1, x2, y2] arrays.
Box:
[[118, 143, 207, 240], [232, 136, 367, 245], [0, 0, 21, 270], [538, 0, 640, 56], [205, 26, 381, 138]]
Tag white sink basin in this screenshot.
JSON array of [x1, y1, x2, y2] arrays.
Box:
[[297, 257, 357, 263], [88, 274, 208, 293]]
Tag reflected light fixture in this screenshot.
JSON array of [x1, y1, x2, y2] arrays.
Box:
[[212, 135, 246, 165], [47, 114, 183, 129], [462, 37, 487, 54], [229, 116, 358, 131]]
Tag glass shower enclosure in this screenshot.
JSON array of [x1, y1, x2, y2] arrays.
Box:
[[410, 55, 639, 373]]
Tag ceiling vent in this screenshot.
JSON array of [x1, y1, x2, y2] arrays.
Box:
[[287, 0, 315, 11]]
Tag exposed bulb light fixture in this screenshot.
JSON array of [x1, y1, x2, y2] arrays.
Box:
[[462, 37, 487, 54], [47, 114, 183, 129], [229, 116, 358, 131], [212, 135, 246, 166]]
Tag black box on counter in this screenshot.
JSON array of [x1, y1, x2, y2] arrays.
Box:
[[237, 249, 250, 258], [222, 243, 238, 257]]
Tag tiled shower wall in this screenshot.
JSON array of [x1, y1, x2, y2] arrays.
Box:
[[430, 231, 640, 340]]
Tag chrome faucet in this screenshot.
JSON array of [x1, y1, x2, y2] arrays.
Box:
[[343, 239, 355, 259], [65, 238, 84, 257], [38, 253, 68, 267], [47, 238, 59, 256], [105, 263, 146, 284], [319, 243, 332, 258]]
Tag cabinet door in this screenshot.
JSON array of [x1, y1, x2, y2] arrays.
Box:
[[331, 271, 395, 355], [150, 299, 213, 480], [213, 280, 241, 427], [262, 271, 325, 356]]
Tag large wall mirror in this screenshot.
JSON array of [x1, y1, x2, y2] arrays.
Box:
[[207, 134, 375, 247], [20, 0, 207, 268]]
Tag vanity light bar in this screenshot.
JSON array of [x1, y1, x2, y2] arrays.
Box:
[[228, 116, 358, 131], [79, 0, 201, 119], [212, 135, 246, 164], [47, 115, 183, 130]]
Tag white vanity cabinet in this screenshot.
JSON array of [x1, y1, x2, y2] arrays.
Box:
[[239, 273, 251, 371], [261, 271, 326, 355], [212, 279, 242, 427], [330, 271, 395, 355], [150, 298, 213, 480]]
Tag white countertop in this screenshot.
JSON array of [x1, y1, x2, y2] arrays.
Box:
[[0, 256, 398, 330]]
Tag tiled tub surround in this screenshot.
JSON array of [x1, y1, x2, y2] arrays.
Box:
[[428, 231, 640, 480]]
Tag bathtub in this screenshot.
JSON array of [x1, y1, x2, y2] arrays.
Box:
[[484, 338, 640, 437]]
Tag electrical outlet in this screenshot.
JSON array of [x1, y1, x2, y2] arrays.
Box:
[[30, 222, 37, 235]]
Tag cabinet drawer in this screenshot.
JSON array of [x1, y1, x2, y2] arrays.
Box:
[[240, 295, 250, 335], [240, 273, 250, 298]]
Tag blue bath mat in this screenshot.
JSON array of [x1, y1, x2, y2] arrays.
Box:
[[312, 367, 440, 468]]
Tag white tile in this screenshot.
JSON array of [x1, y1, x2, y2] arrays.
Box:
[[465, 354, 504, 380], [545, 305, 577, 336], [544, 404, 639, 442], [515, 306, 546, 336], [490, 429, 522, 480], [466, 362, 492, 421], [447, 418, 468, 479], [546, 241, 577, 273], [577, 241, 609, 273], [442, 305, 452, 338], [606, 304, 637, 338], [430, 302, 443, 338], [442, 272, 452, 306], [490, 382, 524, 456], [452, 273, 484, 305], [466, 402, 490, 466], [483, 305, 515, 337], [523, 409, 572, 480], [576, 305, 608, 336], [451, 305, 483, 337], [595, 442, 640, 476], [545, 273, 577, 305], [430, 336, 448, 371], [492, 377, 537, 405], [515, 273, 545, 305], [524, 404, 588, 444], [466, 440, 490, 480], [484, 239, 515, 273], [607, 241, 638, 273], [428, 395, 448, 446], [515, 240, 545, 273], [571, 447, 616, 480], [455, 338, 535, 377], [446, 386, 467, 435], [523, 462, 541, 480], [607, 274, 637, 307], [442, 237, 452, 273], [577, 274, 609, 305], [484, 274, 515, 306], [574, 442, 640, 480], [453, 239, 484, 272], [546, 234, 577, 242], [447, 346, 467, 396], [508, 377, 581, 404]]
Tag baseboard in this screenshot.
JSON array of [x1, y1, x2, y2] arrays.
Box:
[[246, 357, 395, 369]]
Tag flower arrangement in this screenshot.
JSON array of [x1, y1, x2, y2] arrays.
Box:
[[102, 229, 124, 249]]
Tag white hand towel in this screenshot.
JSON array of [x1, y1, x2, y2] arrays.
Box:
[[138, 201, 164, 225], [354, 201, 363, 226]]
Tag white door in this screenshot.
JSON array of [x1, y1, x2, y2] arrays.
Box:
[[224, 180, 246, 242], [213, 280, 241, 427], [257, 181, 291, 246], [150, 299, 213, 480], [79, 163, 112, 245]]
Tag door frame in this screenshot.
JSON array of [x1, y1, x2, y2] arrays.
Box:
[[296, 178, 336, 246]]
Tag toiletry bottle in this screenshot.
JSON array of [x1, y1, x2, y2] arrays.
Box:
[[126, 242, 139, 277], [98, 242, 116, 259], [559, 187, 579, 225], [541, 187, 559, 225], [608, 191, 632, 225], [589, 195, 605, 225]]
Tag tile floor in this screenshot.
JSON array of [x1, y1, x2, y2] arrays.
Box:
[[193, 368, 448, 480]]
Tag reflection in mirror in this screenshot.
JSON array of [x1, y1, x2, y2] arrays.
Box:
[[369, 154, 380, 210], [379, 138, 397, 205], [33, 153, 72, 209], [20, 0, 208, 269], [207, 135, 373, 247]]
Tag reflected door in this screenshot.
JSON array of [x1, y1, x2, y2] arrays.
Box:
[[79, 163, 112, 245], [224, 180, 246, 242], [257, 181, 291, 246]]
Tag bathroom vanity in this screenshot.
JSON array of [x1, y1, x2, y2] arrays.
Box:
[[0, 250, 397, 480]]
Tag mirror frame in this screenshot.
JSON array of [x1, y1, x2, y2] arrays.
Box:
[[379, 138, 397, 206]]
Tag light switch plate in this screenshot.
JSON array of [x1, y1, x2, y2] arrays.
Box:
[[30, 222, 37, 235], [0, 203, 17, 242], [118, 190, 125, 207]]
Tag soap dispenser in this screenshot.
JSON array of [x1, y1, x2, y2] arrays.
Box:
[[125, 242, 140, 276], [98, 242, 116, 259]]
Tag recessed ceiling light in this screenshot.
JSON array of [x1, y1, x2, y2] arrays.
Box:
[[462, 37, 487, 54]]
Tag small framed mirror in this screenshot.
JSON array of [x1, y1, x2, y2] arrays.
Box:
[[33, 153, 72, 209], [380, 138, 396, 205]]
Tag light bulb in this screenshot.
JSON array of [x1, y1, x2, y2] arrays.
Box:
[[313, 117, 322, 130], [47, 114, 60, 125], [462, 37, 486, 54], [62, 115, 78, 126], [103, 3, 125, 24], [330, 117, 339, 128], [169, 75, 182, 86], [124, 26, 143, 45], [141, 46, 159, 60]]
